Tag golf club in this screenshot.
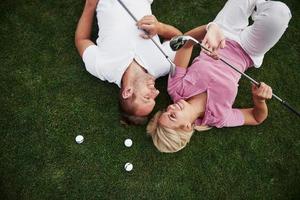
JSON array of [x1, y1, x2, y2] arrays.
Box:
[[117, 0, 176, 76], [170, 35, 300, 118]]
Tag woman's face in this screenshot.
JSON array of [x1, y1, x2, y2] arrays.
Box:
[[158, 99, 193, 130]]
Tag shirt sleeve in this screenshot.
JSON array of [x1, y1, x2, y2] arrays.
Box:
[[223, 108, 245, 127], [82, 45, 100, 78], [167, 66, 186, 95]]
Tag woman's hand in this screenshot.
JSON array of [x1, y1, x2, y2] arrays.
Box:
[[136, 15, 161, 39], [252, 82, 273, 103], [240, 82, 272, 125], [201, 23, 226, 59]]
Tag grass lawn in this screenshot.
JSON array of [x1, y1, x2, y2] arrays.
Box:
[[0, 0, 299, 199]]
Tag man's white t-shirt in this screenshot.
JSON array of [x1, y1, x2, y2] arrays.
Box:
[[82, 0, 175, 87]]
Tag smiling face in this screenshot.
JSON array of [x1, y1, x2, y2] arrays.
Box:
[[132, 75, 160, 116], [158, 99, 194, 131]]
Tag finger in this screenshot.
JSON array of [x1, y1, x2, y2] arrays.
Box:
[[203, 44, 212, 55], [251, 83, 257, 91], [138, 15, 152, 22], [202, 41, 211, 53], [201, 37, 207, 47], [201, 42, 210, 53], [252, 84, 260, 96], [212, 54, 219, 60], [141, 15, 155, 20], [267, 87, 273, 99], [255, 85, 264, 96], [140, 24, 154, 33], [258, 82, 265, 91], [260, 82, 265, 87], [207, 46, 213, 54], [203, 49, 212, 56], [136, 21, 152, 29], [212, 46, 219, 56], [269, 88, 273, 99], [264, 90, 272, 100], [261, 86, 268, 98], [203, 50, 210, 56], [140, 33, 150, 39], [139, 18, 155, 25], [220, 39, 226, 48], [260, 84, 270, 98]]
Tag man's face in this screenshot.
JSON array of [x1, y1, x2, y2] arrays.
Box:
[[132, 75, 160, 116]]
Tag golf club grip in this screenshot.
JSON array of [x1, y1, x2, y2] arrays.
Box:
[[281, 101, 300, 117]]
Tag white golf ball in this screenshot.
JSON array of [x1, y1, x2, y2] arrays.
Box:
[[75, 135, 84, 144], [124, 139, 133, 147], [124, 162, 133, 172]]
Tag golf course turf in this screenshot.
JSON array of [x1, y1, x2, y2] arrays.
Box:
[[0, 0, 299, 199]]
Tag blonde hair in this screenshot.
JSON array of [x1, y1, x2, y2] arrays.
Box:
[[146, 111, 211, 153]]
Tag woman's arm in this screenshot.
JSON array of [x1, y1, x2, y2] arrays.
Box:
[[173, 25, 207, 68], [240, 83, 273, 125], [174, 23, 226, 67]]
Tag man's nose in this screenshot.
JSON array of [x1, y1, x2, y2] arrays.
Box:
[[151, 89, 159, 99]]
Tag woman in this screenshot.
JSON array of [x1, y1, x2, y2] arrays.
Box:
[[147, 0, 291, 153]]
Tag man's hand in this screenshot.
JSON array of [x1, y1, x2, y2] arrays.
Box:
[[136, 15, 161, 39], [201, 23, 226, 59], [252, 82, 273, 103]]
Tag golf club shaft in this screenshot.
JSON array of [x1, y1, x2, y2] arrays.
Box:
[[197, 41, 300, 117], [116, 0, 175, 73]]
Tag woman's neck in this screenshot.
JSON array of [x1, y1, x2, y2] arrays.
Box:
[[187, 92, 207, 121]]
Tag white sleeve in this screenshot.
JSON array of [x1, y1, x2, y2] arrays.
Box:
[[82, 45, 99, 78]]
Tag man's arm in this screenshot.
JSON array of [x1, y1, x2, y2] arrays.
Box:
[[136, 15, 182, 40], [75, 0, 99, 57], [157, 22, 182, 40]]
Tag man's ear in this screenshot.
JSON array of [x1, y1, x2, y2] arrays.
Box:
[[121, 87, 133, 99]]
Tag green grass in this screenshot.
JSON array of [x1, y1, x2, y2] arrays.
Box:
[[0, 0, 299, 199]]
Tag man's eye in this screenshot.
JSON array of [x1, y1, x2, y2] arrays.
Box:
[[170, 113, 176, 119]]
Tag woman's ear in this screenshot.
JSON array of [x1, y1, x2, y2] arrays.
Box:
[[122, 87, 133, 99]]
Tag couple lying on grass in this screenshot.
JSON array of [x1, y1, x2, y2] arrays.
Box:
[[75, 0, 291, 153]]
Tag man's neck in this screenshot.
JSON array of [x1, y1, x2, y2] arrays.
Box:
[[121, 60, 150, 86]]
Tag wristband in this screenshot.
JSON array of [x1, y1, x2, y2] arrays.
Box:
[[206, 22, 218, 31]]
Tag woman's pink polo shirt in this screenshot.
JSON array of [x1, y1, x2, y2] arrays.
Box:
[[168, 39, 253, 128]]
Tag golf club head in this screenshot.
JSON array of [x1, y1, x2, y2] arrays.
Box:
[[170, 35, 199, 51]]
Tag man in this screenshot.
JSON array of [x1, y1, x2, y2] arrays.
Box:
[[75, 0, 182, 124]]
